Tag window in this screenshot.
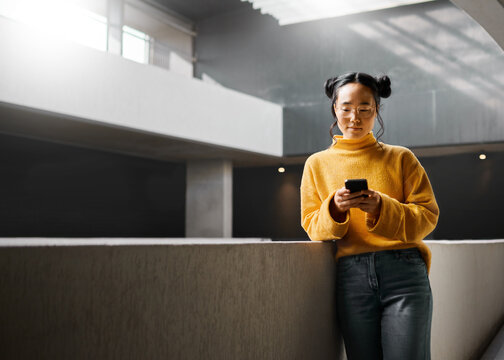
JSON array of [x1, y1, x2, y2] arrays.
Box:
[[0, 0, 107, 51], [122, 25, 150, 64], [0, 0, 169, 67]]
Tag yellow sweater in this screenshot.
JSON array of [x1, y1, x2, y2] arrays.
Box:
[[300, 132, 439, 274]]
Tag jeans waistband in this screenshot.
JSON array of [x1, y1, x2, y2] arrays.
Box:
[[339, 247, 421, 261]]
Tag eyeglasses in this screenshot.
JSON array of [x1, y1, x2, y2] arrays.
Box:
[[335, 105, 375, 119]]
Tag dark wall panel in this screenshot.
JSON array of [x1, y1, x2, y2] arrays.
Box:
[[3, 136, 501, 240], [421, 152, 503, 240], [233, 165, 306, 240], [0, 134, 186, 237], [233, 152, 504, 240]]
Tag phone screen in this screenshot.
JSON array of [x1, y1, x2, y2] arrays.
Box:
[[345, 179, 368, 195]]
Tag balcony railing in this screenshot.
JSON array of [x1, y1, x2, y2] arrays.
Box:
[[0, 238, 502, 359]]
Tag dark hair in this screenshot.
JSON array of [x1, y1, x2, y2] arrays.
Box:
[[324, 72, 391, 145]]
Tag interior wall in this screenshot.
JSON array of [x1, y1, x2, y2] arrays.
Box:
[[233, 165, 305, 240], [233, 151, 504, 240], [2, 133, 502, 240], [195, 0, 504, 155], [0, 133, 186, 237], [420, 151, 504, 239]]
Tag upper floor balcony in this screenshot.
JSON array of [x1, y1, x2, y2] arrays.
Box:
[[0, 12, 283, 164]]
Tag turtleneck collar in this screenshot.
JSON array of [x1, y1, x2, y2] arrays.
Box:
[[331, 132, 378, 151]]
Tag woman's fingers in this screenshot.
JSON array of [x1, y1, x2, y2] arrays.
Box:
[[361, 189, 376, 198], [334, 188, 381, 214], [338, 199, 360, 211], [335, 190, 365, 212], [357, 190, 382, 217], [334, 188, 354, 212], [335, 188, 350, 197], [342, 190, 366, 200]]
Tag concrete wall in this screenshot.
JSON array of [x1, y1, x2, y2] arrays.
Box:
[[0, 239, 503, 360], [0, 16, 282, 156], [449, 0, 504, 50], [194, 0, 504, 155], [427, 240, 504, 359], [0, 239, 342, 360], [186, 160, 233, 237]]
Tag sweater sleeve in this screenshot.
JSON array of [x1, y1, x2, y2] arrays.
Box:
[[366, 151, 439, 242], [300, 159, 350, 241]]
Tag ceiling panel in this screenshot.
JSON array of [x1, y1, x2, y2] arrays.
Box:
[[149, 0, 250, 22]]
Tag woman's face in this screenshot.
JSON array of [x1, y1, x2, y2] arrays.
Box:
[[333, 83, 377, 140]]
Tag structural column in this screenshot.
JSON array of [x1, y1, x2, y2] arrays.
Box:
[[107, 0, 124, 55], [185, 160, 233, 237]]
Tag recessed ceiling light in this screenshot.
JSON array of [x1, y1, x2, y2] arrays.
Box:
[[278, 166, 285, 173], [479, 154, 486, 160]]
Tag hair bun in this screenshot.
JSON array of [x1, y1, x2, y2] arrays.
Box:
[[376, 75, 391, 98], [324, 77, 337, 99]]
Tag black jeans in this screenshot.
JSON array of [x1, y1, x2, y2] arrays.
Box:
[[336, 247, 433, 360]]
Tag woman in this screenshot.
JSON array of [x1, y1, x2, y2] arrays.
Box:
[[300, 72, 439, 360]]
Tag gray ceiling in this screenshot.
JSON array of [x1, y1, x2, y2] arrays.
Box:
[[149, 0, 251, 22]]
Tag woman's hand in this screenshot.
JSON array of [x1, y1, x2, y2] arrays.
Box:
[[333, 188, 382, 218], [356, 189, 382, 219], [333, 188, 366, 213]]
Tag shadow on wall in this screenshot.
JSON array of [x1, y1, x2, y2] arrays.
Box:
[[195, 0, 504, 154]]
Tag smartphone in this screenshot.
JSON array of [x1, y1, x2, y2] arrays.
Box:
[[345, 179, 368, 197]]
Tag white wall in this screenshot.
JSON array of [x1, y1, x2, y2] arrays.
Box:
[[0, 17, 283, 156]]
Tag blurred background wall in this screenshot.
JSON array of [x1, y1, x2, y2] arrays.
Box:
[[0, 0, 503, 240]]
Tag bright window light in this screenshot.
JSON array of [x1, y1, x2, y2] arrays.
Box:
[[0, 0, 107, 51], [122, 25, 150, 64], [241, 0, 435, 25]]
